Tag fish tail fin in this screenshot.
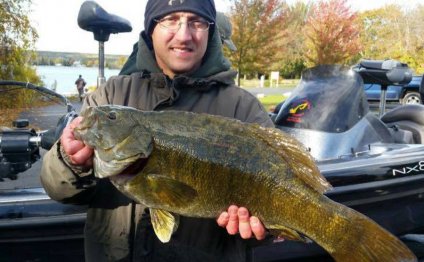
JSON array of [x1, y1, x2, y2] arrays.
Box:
[[330, 210, 417, 262]]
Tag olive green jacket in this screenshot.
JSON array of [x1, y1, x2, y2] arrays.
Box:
[[41, 29, 273, 262]]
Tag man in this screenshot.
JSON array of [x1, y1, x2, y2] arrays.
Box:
[[119, 11, 237, 76], [75, 74, 86, 102], [41, 0, 273, 261]]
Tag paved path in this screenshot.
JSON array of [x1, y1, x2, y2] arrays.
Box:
[[244, 87, 293, 96], [19, 101, 82, 130]]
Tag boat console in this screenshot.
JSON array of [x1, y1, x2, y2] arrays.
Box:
[[353, 59, 413, 116]]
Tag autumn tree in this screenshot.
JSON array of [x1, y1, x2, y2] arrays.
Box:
[[0, 0, 41, 109], [408, 4, 424, 73], [276, 1, 310, 78], [359, 4, 424, 73], [304, 0, 362, 66], [227, 0, 286, 85], [358, 5, 403, 61], [0, 0, 39, 82]]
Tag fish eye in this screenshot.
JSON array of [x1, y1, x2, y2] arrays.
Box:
[[108, 111, 117, 120]]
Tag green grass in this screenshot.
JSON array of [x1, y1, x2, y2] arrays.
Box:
[[257, 94, 287, 111], [239, 78, 299, 88]]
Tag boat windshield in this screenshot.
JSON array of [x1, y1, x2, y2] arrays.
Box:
[[275, 65, 370, 133]]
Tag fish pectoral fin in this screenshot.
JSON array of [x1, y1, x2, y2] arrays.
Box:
[[146, 174, 197, 208], [150, 208, 180, 243], [269, 227, 308, 242]]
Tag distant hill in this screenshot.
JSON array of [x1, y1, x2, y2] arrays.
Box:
[[35, 51, 128, 69]]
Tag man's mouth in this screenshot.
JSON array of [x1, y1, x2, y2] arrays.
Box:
[[171, 46, 193, 53]]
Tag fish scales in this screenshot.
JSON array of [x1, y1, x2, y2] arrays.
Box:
[[74, 105, 417, 262]]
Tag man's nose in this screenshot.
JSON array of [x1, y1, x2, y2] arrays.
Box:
[[174, 22, 193, 41]]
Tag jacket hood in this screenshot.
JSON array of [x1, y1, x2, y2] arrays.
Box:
[[136, 27, 232, 80]]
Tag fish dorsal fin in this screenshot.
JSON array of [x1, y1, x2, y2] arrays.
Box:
[[254, 126, 331, 193], [150, 208, 180, 243], [144, 174, 198, 208]]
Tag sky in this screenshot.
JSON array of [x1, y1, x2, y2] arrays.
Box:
[[29, 0, 423, 56]]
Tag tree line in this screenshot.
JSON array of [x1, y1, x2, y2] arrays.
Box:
[[35, 51, 128, 69], [226, 0, 424, 82]]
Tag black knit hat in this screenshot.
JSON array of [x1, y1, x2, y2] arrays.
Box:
[[144, 0, 216, 37]]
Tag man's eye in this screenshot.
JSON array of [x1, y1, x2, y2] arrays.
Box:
[[162, 18, 179, 25], [190, 20, 208, 30]]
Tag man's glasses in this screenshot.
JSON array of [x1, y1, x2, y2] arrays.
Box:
[[154, 18, 214, 32]]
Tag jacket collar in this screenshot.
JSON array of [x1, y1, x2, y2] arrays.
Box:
[[145, 69, 237, 92]]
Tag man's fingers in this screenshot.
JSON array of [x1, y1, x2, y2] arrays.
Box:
[[61, 117, 85, 155], [226, 205, 239, 235], [238, 207, 252, 239], [217, 206, 267, 241], [217, 212, 229, 227], [70, 145, 93, 165], [66, 139, 87, 155], [69, 117, 83, 128], [250, 216, 266, 240]]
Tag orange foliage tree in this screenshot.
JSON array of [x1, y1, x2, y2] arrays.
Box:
[[304, 0, 362, 66], [227, 0, 286, 85]]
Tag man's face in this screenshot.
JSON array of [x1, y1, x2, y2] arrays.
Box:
[[151, 12, 209, 78]]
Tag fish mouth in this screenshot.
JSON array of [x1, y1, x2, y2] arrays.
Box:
[[75, 107, 97, 131], [108, 157, 149, 185]]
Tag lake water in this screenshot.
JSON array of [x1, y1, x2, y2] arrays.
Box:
[[36, 66, 121, 95]]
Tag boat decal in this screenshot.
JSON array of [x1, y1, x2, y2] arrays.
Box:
[[286, 99, 312, 123], [392, 161, 424, 176]]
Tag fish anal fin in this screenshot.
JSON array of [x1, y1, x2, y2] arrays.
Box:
[[269, 227, 308, 242], [150, 208, 180, 243], [146, 174, 197, 208]]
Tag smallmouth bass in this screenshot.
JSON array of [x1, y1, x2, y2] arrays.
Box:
[[74, 105, 416, 262]]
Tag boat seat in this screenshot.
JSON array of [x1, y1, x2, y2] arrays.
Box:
[[381, 104, 424, 144], [77, 1, 132, 42]]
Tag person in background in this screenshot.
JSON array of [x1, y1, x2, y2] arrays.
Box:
[[216, 11, 237, 52], [75, 74, 86, 102], [120, 11, 237, 76], [41, 0, 273, 261]]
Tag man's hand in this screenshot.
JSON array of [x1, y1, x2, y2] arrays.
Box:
[[217, 205, 266, 240], [60, 117, 93, 167]]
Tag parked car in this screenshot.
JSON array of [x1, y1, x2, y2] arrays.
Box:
[[363, 75, 423, 105]]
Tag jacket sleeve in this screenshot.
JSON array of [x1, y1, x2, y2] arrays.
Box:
[[40, 81, 115, 204], [40, 141, 97, 204]]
